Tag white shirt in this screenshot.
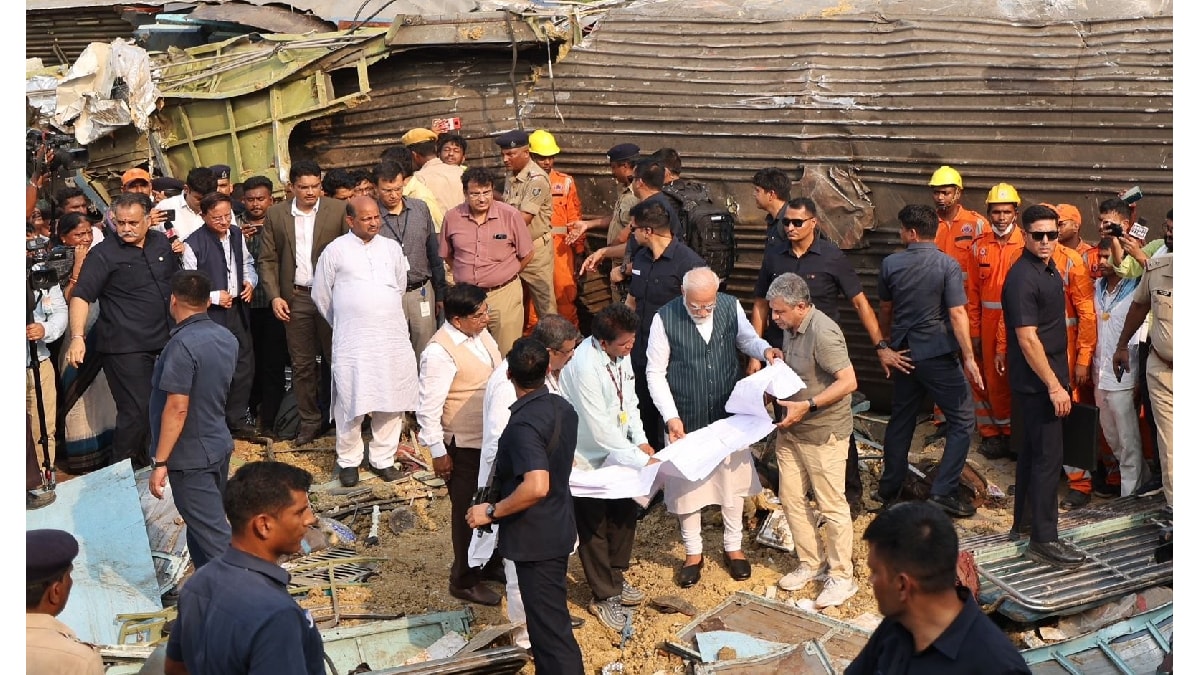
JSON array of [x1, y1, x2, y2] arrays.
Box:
[[155, 194, 206, 242], [181, 227, 259, 306], [645, 305, 772, 424], [416, 323, 497, 458], [1093, 276, 1146, 392], [28, 284, 67, 366], [292, 198, 320, 287], [478, 362, 564, 487], [559, 336, 649, 470]]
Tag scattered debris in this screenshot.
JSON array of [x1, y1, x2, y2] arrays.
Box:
[[695, 631, 791, 663], [1021, 602, 1173, 674], [649, 595, 699, 617]]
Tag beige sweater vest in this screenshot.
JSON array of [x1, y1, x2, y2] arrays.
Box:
[[430, 326, 500, 450]]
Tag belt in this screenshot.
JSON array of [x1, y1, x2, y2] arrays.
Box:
[[981, 301, 1003, 310], [293, 284, 311, 294], [406, 278, 431, 292], [481, 274, 519, 292]]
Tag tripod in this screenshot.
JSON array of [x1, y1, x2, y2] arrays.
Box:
[[27, 284, 54, 491]]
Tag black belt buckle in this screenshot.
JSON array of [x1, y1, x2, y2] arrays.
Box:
[[406, 278, 430, 292]]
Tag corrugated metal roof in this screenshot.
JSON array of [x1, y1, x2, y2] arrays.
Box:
[[516, 0, 1172, 409], [26, 6, 144, 65]]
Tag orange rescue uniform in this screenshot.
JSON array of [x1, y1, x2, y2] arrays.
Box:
[[523, 168, 584, 330], [935, 206, 989, 290], [966, 228, 1025, 439]]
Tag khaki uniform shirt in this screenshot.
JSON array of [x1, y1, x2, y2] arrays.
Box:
[[780, 308, 854, 445], [607, 185, 638, 244], [26, 613, 105, 675], [502, 161, 553, 239], [1132, 252, 1172, 362]]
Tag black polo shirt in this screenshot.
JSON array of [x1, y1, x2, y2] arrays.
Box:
[[496, 387, 579, 562], [166, 547, 325, 675], [878, 242, 966, 361], [754, 236, 863, 348], [765, 204, 787, 249], [629, 238, 706, 367], [149, 313, 239, 470], [845, 587, 1031, 675], [72, 229, 178, 354], [623, 192, 686, 260], [1001, 248, 1069, 394]]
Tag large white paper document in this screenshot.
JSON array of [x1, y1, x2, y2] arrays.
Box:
[[569, 362, 804, 498]]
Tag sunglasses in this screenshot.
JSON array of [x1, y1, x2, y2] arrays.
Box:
[[1028, 230, 1060, 242], [783, 217, 814, 228]]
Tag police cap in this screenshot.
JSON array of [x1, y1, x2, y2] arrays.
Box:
[[606, 143, 640, 163], [494, 130, 530, 150], [27, 529, 79, 584], [210, 164, 232, 180]]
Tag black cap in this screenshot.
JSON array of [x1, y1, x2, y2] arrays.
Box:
[[152, 176, 185, 192], [494, 130, 530, 150], [606, 143, 640, 163], [27, 529, 79, 584], [210, 164, 231, 180]]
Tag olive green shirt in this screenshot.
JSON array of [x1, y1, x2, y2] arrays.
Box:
[[779, 307, 854, 445]]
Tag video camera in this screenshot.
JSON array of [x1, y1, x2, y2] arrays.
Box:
[[26, 237, 74, 291], [27, 128, 89, 178]]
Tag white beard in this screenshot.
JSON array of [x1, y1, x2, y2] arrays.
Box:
[[690, 313, 713, 327]]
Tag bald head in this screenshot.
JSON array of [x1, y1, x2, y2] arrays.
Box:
[[346, 196, 382, 241]]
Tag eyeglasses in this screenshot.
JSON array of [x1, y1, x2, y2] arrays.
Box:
[[550, 339, 582, 357], [468, 306, 490, 321], [378, 187, 404, 195], [207, 214, 234, 223], [686, 302, 717, 313], [783, 217, 814, 228], [1028, 230, 1060, 242], [467, 191, 492, 199]]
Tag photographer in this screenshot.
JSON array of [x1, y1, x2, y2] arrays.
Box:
[[27, 258, 67, 477], [155, 167, 214, 241]]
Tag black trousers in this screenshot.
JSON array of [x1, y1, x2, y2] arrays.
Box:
[[222, 306, 255, 427], [515, 556, 585, 675], [1138, 341, 1160, 462], [284, 290, 333, 431], [104, 350, 159, 468], [169, 454, 232, 568], [634, 372, 665, 451], [249, 306, 289, 429], [448, 443, 483, 590], [573, 496, 638, 601], [879, 353, 974, 499], [1013, 393, 1064, 543]]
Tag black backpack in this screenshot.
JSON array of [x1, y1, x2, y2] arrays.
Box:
[[661, 180, 737, 281]]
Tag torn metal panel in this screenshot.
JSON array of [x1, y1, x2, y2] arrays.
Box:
[[319, 610, 473, 674], [360, 645, 531, 674], [1023, 602, 1173, 674], [385, 12, 542, 47], [25, 460, 162, 645], [50, 38, 160, 144], [186, 3, 335, 34], [970, 501, 1172, 622], [282, 546, 385, 591], [135, 467, 191, 595], [670, 591, 870, 673]]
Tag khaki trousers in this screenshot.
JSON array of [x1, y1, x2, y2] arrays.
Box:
[[26, 358, 57, 467], [1146, 351, 1172, 506], [519, 234, 557, 322], [776, 430, 854, 580], [486, 278, 524, 357]]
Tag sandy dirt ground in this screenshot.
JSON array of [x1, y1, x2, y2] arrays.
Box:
[[235, 419, 1037, 674]]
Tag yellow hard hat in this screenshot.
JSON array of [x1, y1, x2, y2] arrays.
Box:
[[985, 183, 1021, 206], [928, 165, 963, 188], [528, 129, 561, 157]]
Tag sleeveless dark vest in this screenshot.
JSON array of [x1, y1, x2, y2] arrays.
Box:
[[660, 293, 740, 431], [185, 225, 248, 328]]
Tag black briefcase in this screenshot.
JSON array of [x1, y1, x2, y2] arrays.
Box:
[[1010, 399, 1099, 469]]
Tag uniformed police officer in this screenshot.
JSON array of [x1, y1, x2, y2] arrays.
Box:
[[26, 529, 105, 675], [497, 129, 558, 324]]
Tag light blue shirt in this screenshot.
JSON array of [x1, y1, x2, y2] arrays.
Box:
[[559, 336, 650, 470], [28, 283, 67, 367]]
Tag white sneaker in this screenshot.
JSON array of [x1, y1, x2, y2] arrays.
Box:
[[778, 563, 821, 591], [814, 576, 859, 608]]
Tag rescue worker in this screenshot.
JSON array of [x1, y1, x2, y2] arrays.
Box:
[[967, 183, 1025, 459], [998, 204, 1099, 507], [528, 130, 584, 328], [930, 165, 988, 290], [1057, 203, 1103, 279]]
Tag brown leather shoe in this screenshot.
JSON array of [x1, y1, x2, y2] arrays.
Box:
[[448, 583, 501, 606], [293, 425, 320, 447]]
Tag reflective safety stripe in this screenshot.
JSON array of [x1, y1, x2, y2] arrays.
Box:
[[1065, 318, 1078, 327], [982, 301, 1003, 310], [550, 227, 569, 235]]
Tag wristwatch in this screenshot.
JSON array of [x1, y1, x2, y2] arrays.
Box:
[[486, 504, 497, 521], [875, 340, 890, 350], [153, 459, 168, 468], [807, 398, 819, 412]]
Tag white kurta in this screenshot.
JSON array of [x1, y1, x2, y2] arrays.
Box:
[[313, 232, 419, 423], [645, 309, 769, 515]]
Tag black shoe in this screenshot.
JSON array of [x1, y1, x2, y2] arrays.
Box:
[[294, 426, 320, 447], [1007, 523, 1031, 542], [448, 583, 501, 606], [923, 423, 948, 446], [978, 436, 1011, 460], [723, 553, 751, 581], [868, 488, 901, 512], [370, 465, 406, 482], [1092, 483, 1120, 499], [229, 423, 258, 440], [570, 615, 585, 629], [930, 493, 977, 518], [1025, 540, 1086, 567], [338, 466, 359, 487], [676, 557, 704, 588], [1059, 489, 1090, 511], [1133, 476, 1164, 498], [481, 565, 507, 584]]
